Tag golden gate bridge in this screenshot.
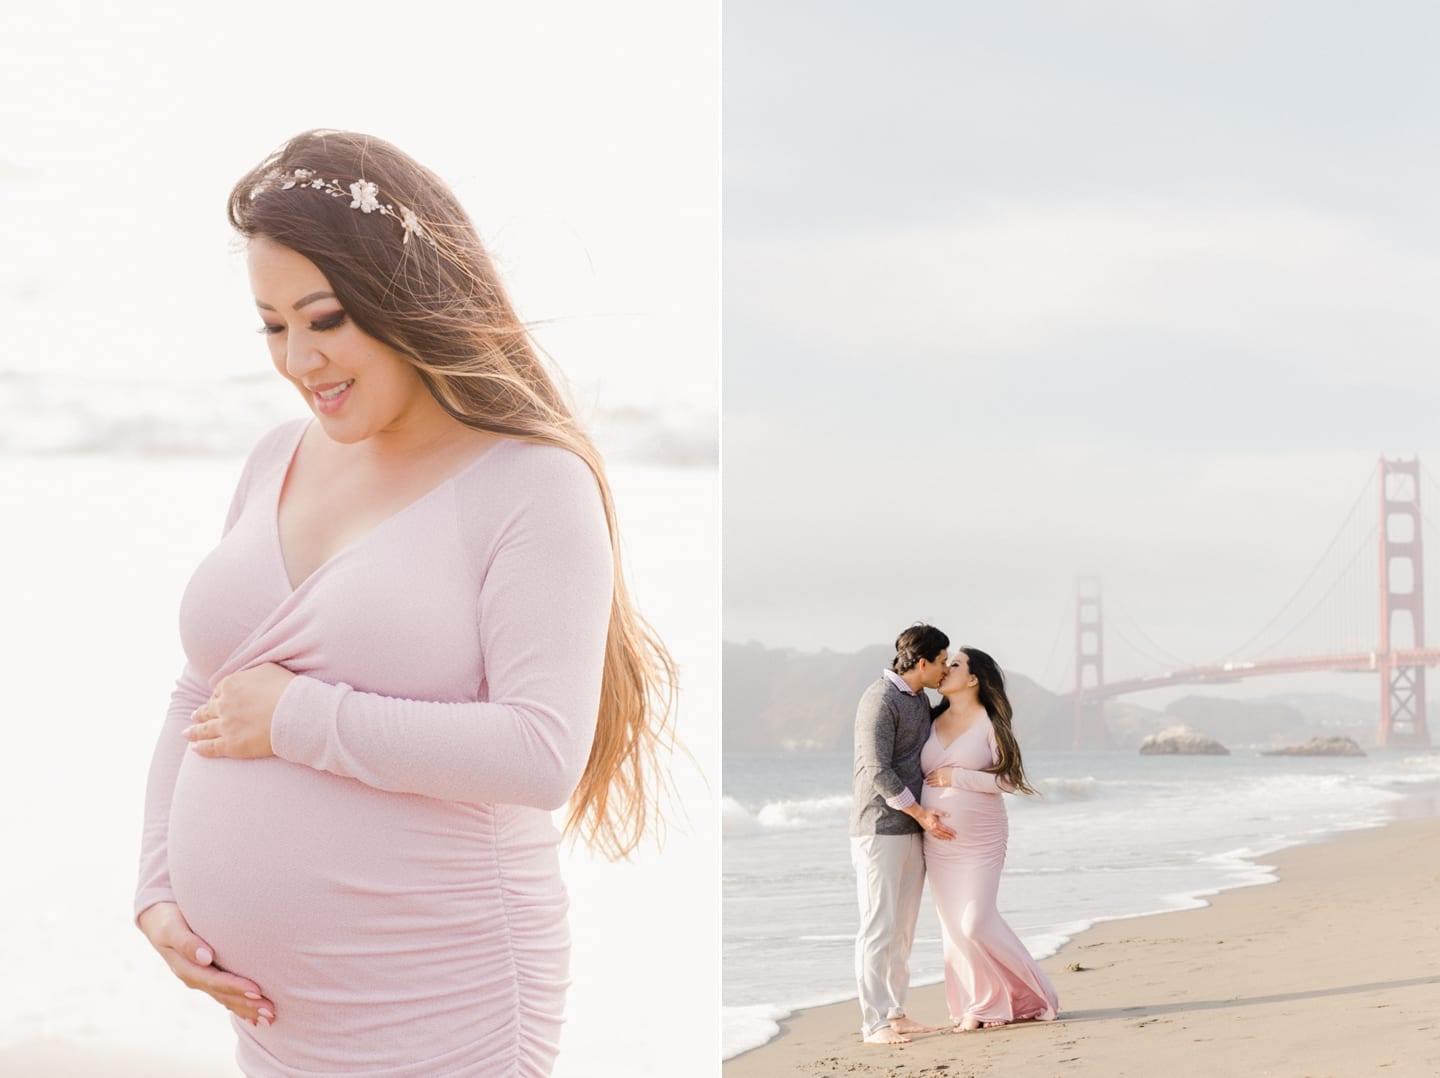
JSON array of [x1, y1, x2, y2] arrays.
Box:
[[1063, 457, 1436, 749]]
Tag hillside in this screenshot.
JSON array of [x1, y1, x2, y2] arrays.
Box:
[[723, 641, 1382, 752], [722, 641, 1078, 752]]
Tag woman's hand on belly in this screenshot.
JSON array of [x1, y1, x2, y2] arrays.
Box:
[[186, 663, 296, 759], [925, 767, 953, 787], [137, 901, 276, 1027]]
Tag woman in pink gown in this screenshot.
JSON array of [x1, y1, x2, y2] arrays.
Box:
[[134, 130, 676, 1076], [920, 646, 1058, 1031]]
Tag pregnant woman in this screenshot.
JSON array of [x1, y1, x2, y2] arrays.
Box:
[[134, 130, 675, 1076], [920, 647, 1058, 1032]]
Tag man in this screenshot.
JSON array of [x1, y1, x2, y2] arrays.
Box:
[[849, 623, 955, 1044]]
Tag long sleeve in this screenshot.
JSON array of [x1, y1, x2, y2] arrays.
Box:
[[134, 665, 212, 921], [269, 449, 613, 810], [854, 691, 913, 809], [946, 766, 1010, 794], [134, 439, 266, 923], [946, 725, 1013, 793]]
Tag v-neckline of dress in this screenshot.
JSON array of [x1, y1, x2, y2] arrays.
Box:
[[270, 419, 508, 595], [932, 713, 986, 754]]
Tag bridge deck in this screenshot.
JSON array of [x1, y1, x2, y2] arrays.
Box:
[[1070, 649, 1440, 700]]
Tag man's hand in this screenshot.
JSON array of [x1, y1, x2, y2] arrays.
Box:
[[912, 805, 955, 841]]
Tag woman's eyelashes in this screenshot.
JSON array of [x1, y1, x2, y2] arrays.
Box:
[[257, 312, 348, 335]]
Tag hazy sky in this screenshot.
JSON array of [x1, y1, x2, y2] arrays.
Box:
[[1, 1, 718, 418], [724, 1, 1440, 699]]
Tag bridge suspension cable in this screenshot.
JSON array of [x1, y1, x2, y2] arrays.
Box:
[[1418, 464, 1440, 651], [1106, 598, 1194, 674], [1419, 464, 1440, 562], [1070, 456, 1432, 749], [1037, 607, 1070, 695], [1220, 461, 1379, 663], [1251, 521, 1376, 660]]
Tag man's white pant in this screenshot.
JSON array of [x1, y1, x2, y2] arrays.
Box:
[[851, 833, 926, 1036]]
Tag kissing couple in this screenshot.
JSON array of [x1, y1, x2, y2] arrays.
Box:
[[849, 623, 1059, 1043]]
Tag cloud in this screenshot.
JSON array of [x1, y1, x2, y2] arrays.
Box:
[[729, 200, 1440, 385]]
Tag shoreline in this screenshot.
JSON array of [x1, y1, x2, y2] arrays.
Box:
[[725, 845, 1278, 1061], [724, 804, 1440, 1076]]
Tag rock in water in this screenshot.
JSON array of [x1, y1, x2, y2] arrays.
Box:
[[1138, 725, 1231, 755], [1260, 736, 1367, 757]]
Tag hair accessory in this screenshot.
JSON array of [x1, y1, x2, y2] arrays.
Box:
[[251, 167, 436, 249]]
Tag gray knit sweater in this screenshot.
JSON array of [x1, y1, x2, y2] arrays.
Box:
[[849, 676, 934, 836]]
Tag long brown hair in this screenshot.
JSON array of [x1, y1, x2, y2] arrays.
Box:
[[228, 130, 678, 858], [962, 647, 1037, 795]]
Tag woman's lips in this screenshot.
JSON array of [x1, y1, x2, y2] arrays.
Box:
[[310, 379, 354, 414]]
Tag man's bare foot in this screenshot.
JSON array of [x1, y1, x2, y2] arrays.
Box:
[[863, 1027, 910, 1044], [889, 1017, 937, 1035]]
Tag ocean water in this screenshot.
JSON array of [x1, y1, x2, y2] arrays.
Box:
[[722, 745, 1440, 1060], [0, 447, 718, 1076]]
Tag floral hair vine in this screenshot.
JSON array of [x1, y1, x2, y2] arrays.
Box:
[[251, 167, 437, 249]]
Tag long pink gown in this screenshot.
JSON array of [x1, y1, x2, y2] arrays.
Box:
[[919, 715, 1059, 1027], [135, 418, 613, 1076]]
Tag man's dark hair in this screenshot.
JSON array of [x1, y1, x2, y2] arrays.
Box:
[[891, 623, 949, 673]]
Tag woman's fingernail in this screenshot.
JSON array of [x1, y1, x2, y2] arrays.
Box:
[[196, 947, 214, 965], [244, 992, 262, 1000], [259, 1008, 275, 1019], [258, 1016, 272, 1028]]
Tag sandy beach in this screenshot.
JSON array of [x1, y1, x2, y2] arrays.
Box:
[[725, 812, 1440, 1077]]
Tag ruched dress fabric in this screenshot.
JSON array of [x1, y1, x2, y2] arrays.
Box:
[[134, 418, 613, 1077], [919, 716, 1059, 1027]]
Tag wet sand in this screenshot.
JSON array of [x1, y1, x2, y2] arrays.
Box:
[[725, 814, 1440, 1077]]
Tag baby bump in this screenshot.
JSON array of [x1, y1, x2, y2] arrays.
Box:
[[921, 785, 1008, 865], [168, 753, 569, 1067]]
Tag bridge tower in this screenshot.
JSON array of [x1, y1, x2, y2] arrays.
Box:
[[1378, 458, 1430, 746], [1073, 574, 1108, 748]]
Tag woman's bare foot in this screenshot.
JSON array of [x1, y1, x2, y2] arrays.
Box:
[[863, 1027, 910, 1044], [954, 1016, 1008, 1031]]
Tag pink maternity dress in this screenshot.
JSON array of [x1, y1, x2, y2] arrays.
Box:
[[135, 418, 613, 1077], [919, 715, 1058, 1028]]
